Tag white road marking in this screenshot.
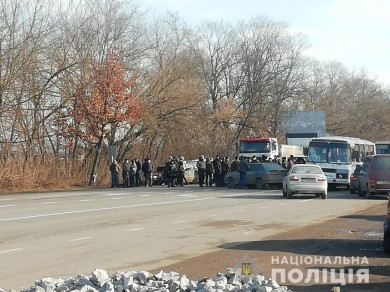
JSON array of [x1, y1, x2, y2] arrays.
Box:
[[208, 214, 217, 217], [0, 205, 14, 208], [258, 206, 267, 209], [298, 199, 313, 202], [139, 195, 150, 197], [106, 193, 129, 197], [68, 237, 92, 242], [79, 199, 93, 202], [41, 201, 57, 204], [278, 203, 286, 206], [234, 210, 244, 213], [0, 199, 14, 202], [163, 192, 173, 195], [0, 197, 216, 222], [127, 228, 144, 232], [223, 193, 251, 197], [0, 248, 23, 254], [179, 194, 198, 198], [111, 197, 125, 200], [171, 220, 186, 224]]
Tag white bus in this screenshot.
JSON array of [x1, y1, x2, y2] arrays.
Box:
[[307, 136, 376, 188], [375, 141, 390, 154]]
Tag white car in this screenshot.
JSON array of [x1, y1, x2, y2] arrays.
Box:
[[282, 164, 328, 199]]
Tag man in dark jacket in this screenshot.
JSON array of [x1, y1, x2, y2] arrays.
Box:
[[165, 157, 177, 187], [135, 158, 141, 187], [230, 156, 239, 172], [110, 160, 120, 188], [205, 158, 214, 187], [221, 156, 230, 187], [142, 158, 153, 187], [197, 155, 206, 187], [213, 155, 222, 187], [122, 158, 130, 187], [238, 156, 250, 189]]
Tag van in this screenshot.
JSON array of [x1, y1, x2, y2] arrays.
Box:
[[358, 154, 390, 199]]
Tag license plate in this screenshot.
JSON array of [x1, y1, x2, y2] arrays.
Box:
[[301, 178, 316, 183], [377, 181, 390, 185]]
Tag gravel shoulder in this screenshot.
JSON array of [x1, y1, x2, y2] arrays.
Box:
[[155, 200, 390, 291]]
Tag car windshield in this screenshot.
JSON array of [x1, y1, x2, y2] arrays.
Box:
[[262, 163, 283, 170], [249, 164, 263, 171], [375, 156, 390, 170], [292, 166, 323, 174], [239, 141, 270, 153], [307, 142, 351, 164]]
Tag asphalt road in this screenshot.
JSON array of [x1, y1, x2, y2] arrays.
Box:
[[0, 185, 386, 290]]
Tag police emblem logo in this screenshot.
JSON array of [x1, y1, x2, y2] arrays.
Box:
[[242, 263, 252, 276], [234, 254, 261, 277]]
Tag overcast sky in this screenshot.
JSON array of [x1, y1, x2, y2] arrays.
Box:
[[140, 0, 390, 87]]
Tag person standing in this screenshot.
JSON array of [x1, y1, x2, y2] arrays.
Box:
[[180, 156, 189, 185], [213, 155, 222, 187], [177, 158, 186, 187], [197, 155, 206, 187], [230, 156, 239, 172], [142, 158, 153, 187], [221, 156, 230, 187], [129, 159, 137, 187], [110, 160, 120, 188], [205, 157, 214, 187], [165, 157, 177, 187], [122, 158, 130, 187], [134, 158, 141, 187], [238, 156, 250, 189]]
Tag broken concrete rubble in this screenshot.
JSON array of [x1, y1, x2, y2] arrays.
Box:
[[0, 268, 291, 292]]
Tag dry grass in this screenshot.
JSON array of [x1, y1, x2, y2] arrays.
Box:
[[0, 156, 111, 193]]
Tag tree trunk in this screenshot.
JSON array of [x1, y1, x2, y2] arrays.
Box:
[[88, 138, 102, 186]]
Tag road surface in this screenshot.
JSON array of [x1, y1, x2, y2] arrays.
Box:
[[0, 186, 386, 290]]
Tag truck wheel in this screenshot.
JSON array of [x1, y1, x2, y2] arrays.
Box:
[[256, 178, 264, 189]]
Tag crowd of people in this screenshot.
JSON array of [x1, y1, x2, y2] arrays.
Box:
[[108, 153, 306, 189], [109, 157, 154, 188]]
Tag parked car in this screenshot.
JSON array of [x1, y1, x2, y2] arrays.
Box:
[[282, 164, 328, 199], [224, 162, 287, 189], [152, 166, 166, 185], [358, 154, 390, 199], [384, 197, 390, 254], [349, 165, 362, 194]]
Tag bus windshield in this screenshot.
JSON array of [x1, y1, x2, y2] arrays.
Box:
[[307, 142, 351, 164], [239, 141, 270, 153], [376, 144, 390, 154]]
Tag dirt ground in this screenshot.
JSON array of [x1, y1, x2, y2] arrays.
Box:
[[154, 202, 390, 292]]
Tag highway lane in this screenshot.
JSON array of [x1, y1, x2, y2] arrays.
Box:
[[0, 186, 386, 290]]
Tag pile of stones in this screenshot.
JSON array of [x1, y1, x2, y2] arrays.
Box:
[[0, 268, 291, 292]]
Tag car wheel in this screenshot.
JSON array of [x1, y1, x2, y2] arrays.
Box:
[[365, 184, 374, 199], [227, 177, 236, 189], [321, 193, 327, 199], [357, 183, 365, 197], [315, 193, 321, 198], [287, 188, 293, 199], [384, 233, 390, 254], [256, 178, 264, 190], [282, 185, 287, 197]]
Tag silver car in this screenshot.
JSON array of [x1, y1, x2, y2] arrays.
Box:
[[282, 164, 328, 199]]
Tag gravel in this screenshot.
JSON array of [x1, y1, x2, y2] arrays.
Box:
[[0, 269, 291, 292]]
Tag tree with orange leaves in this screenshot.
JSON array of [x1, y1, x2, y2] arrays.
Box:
[[58, 52, 142, 185]]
